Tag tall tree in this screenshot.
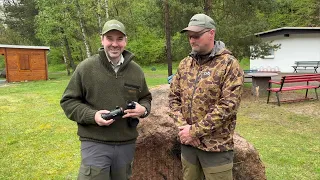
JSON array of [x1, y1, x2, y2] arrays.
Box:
[[203, 0, 212, 17], [75, 0, 91, 58], [105, 0, 109, 20], [164, 0, 172, 76], [36, 0, 77, 72], [3, 0, 41, 45], [268, 0, 320, 27]]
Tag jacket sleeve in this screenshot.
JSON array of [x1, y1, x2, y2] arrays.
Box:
[[190, 57, 244, 137], [168, 66, 188, 127], [60, 69, 97, 125]]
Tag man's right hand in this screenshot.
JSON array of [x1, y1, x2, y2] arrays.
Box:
[[95, 110, 115, 126]]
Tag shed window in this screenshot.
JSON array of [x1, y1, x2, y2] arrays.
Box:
[[20, 54, 30, 70]]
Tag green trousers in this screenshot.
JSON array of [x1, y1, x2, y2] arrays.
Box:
[[181, 145, 233, 180]]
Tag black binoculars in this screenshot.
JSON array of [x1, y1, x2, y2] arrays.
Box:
[[101, 101, 139, 127]]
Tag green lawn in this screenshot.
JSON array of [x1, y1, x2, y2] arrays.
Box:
[[0, 63, 319, 179]]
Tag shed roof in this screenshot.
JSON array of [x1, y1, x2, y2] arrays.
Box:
[[0, 44, 50, 50], [255, 27, 320, 38]]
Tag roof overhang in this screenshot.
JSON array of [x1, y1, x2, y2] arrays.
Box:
[[0, 44, 50, 50], [255, 27, 320, 38]]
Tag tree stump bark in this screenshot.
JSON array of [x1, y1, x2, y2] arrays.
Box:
[[132, 85, 266, 180]]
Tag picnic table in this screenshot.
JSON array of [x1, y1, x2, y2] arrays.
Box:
[[292, 61, 320, 73], [247, 72, 279, 96]]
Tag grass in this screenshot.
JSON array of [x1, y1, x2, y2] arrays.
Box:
[[239, 57, 250, 70], [0, 62, 319, 179], [237, 90, 320, 180]]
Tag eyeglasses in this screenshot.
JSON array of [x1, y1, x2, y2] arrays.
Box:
[[187, 30, 211, 39]]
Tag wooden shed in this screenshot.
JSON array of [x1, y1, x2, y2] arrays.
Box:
[[0, 44, 50, 83]]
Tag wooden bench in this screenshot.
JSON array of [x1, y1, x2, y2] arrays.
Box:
[[267, 74, 320, 106], [292, 61, 320, 73]]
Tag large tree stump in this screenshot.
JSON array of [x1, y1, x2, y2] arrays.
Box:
[[132, 85, 266, 180]]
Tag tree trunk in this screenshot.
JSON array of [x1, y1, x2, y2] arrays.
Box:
[[62, 32, 76, 72], [97, 0, 102, 30], [63, 52, 70, 76], [104, 0, 109, 20], [60, 40, 71, 75], [164, 0, 172, 76], [204, 0, 212, 17], [75, 0, 91, 58]]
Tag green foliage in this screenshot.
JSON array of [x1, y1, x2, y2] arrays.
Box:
[[48, 64, 68, 72], [2, 0, 41, 45], [239, 57, 250, 70], [171, 32, 191, 61], [268, 0, 320, 28], [1, 0, 319, 69], [250, 41, 281, 59], [0, 55, 5, 69], [127, 27, 165, 65], [47, 48, 63, 65], [211, 0, 275, 59], [0, 23, 32, 45]]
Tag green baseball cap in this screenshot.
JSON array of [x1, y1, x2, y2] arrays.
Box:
[[181, 14, 216, 33], [101, 19, 126, 35]]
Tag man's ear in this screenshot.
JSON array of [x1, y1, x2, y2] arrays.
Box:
[[210, 30, 215, 40]]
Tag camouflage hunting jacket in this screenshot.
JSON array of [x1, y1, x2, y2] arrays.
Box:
[[169, 42, 244, 152]]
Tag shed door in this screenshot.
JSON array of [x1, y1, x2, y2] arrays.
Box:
[[20, 54, 30, 70]]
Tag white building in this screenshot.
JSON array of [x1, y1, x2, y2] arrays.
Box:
[[250, 27, 320, 73]]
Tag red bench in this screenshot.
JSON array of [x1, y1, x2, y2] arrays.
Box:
[[267, 74, 320, 106]]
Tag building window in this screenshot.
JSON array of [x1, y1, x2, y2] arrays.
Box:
[[20, 54, 30, 70], [262, 49, 274, 59]]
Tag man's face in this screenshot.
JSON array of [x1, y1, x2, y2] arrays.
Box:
[[187, 29, 215, 55], [101, 30, 127, 62]]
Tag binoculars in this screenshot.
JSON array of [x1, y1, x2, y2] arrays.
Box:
[[101, 101, 139, 127]]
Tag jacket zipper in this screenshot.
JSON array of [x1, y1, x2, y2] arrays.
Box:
[[189, 65, 202, 121]]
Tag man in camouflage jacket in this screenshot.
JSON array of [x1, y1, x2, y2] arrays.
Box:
[[169, 14, 244, 180]]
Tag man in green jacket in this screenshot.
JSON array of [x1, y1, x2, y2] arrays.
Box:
[[60, 19, 152, 180], [169, 14, 244, 180]]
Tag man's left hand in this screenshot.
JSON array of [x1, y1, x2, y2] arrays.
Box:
[[179, 125, 201, 146], [122, 102, 146, 118], [178, 125, 195, 144]]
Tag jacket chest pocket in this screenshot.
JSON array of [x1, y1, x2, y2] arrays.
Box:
[[123, 83, 140, 101]]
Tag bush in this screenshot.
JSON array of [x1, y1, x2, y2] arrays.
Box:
[[47, 48, 64, 65]]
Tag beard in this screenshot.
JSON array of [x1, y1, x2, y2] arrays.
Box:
[[191, 44, 206, 55], [105, 48, 122, 61]]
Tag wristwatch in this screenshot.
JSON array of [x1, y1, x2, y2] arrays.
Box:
[[140, 107, 148, 118]]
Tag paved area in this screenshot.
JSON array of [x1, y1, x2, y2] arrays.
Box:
[[0, 79, 7, 86]]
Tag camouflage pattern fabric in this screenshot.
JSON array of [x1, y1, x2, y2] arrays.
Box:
[[169, 48, 244, 152]]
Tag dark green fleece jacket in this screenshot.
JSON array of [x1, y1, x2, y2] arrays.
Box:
[[60, 49, 152, 144]]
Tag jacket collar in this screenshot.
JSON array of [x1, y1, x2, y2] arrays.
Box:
[[99, 48, 134, 72], [189, 41, 231, 64]]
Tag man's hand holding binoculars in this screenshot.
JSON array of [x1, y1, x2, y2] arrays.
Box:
[[95, 110, 115, 126], [94, 101, 147, 126], [122, 103, 146, 119]]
